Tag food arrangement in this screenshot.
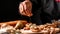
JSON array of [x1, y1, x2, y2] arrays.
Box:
[[21, 22, 60, 34], [0, 20, 27, 34], [0, 20, 60, 34]]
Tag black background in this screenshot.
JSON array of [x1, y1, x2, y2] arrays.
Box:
[[1, 0, 25, 22]]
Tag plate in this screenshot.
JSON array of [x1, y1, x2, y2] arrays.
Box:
[[20, 29, 48, 34]]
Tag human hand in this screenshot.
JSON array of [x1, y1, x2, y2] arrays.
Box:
[[19, 0, 33, 17]]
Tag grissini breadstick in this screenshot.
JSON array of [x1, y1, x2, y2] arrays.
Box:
[[0, 20, 28, 28]]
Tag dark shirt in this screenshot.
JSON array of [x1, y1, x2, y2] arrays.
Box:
[[30, 0, 60, 24]]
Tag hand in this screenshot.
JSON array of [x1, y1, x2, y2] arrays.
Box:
[[19, 0, 33, 17]]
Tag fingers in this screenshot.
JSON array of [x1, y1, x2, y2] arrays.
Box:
[[20, 11, 26, 16], [24, 10, 32, 17], [19, 0, 33, 17], [20, 10, 33, 17]]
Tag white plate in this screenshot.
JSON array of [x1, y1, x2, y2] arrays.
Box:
[[20, 29, 48, 34]]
